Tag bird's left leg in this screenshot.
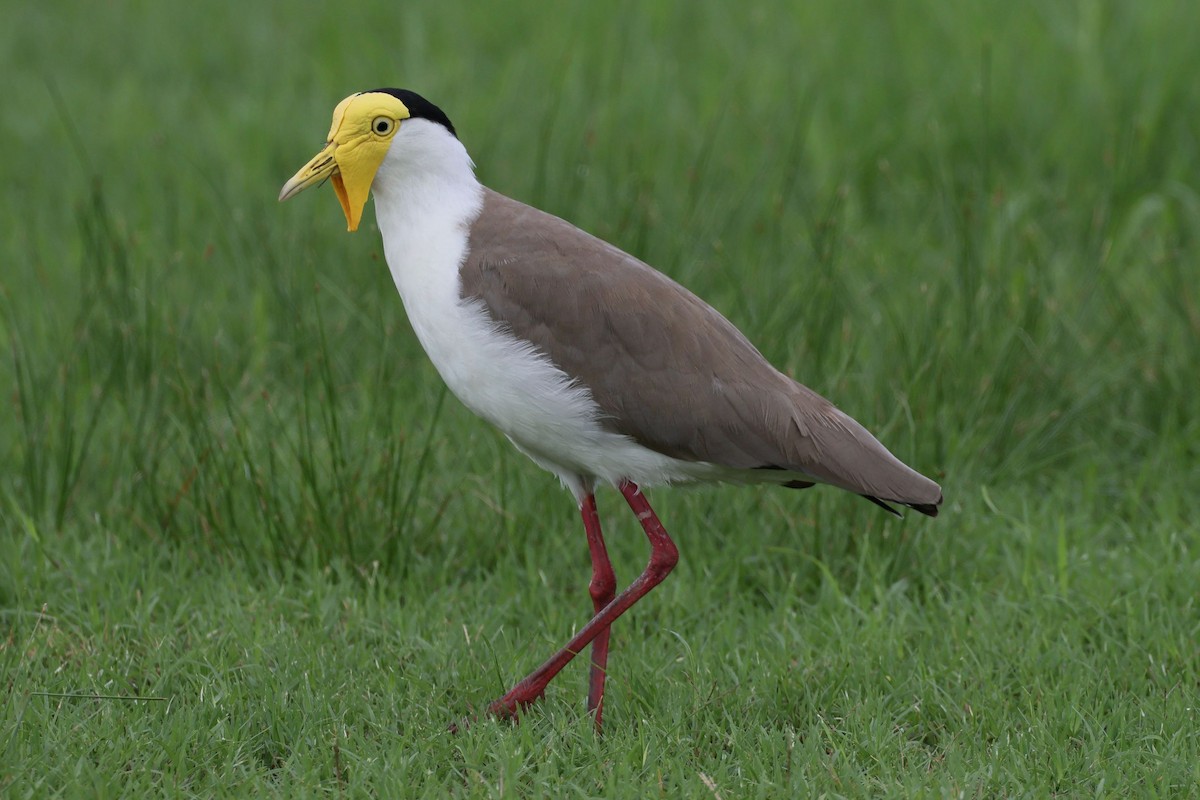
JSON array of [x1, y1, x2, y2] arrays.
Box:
[[581, 493, 616, 726]]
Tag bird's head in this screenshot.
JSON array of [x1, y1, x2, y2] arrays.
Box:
[[279, 89, 457, 232]]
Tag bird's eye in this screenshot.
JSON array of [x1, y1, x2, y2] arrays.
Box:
[[372, 116, 394, 135]]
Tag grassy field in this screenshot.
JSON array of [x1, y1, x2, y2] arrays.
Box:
[[3, 0, 1199, 796]]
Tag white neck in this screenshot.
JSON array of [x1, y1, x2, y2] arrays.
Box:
[[369, 119, 484, 366], [371, 119, 482, 257], [371, 120, 483, 317]]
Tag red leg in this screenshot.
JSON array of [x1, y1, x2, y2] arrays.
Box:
[[484, 480, 678, 725], [581, 493, 616, 725]]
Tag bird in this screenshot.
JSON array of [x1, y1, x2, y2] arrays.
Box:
[[279, 88, 943, 729]]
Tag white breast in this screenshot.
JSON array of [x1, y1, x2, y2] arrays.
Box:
[[369, 123, 720, 499]]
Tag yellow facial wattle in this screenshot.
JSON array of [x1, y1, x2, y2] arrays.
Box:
[[279, 92, 411, 231]]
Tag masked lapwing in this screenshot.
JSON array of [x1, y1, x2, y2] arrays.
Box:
[[280, 88, 943, 729]]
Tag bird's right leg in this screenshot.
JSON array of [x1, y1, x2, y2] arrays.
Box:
[[580, 493, 616, 726]]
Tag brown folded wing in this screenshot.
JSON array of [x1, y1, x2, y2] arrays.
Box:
[[460, 188, 942, 513]]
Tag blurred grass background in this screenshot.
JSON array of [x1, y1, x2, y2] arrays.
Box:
[[2, 0, 1199, 796]]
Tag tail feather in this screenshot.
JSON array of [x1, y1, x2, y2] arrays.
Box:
[[906, 499, 940, 518]]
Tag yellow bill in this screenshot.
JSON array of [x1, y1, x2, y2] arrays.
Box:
[[278, 92, 410, 232]]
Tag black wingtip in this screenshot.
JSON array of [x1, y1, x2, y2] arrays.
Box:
[[861, 494, 941, 518], [862, 495, 903, 517]]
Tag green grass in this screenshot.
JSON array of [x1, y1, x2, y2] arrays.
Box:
[[3, 0, 1199, 796]]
